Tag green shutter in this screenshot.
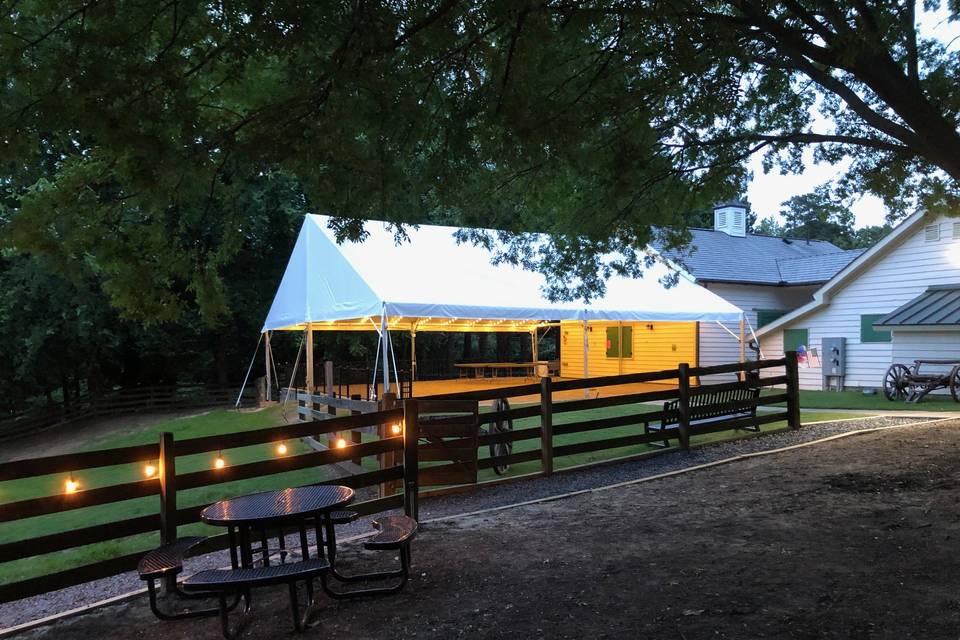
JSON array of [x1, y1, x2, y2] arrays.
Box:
[[756, 309, 787, 328], [861, 314, 892, 343], [621, 326, 633, 358], [605, 326, 619, 357], [783, 328, 808, 353]]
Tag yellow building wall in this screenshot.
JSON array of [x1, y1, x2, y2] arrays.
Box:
[[558, 321, 698, 378]]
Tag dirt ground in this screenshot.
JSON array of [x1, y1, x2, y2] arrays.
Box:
[[13, 419, 960, 639]]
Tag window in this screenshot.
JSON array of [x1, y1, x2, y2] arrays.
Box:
[[783, 328, 808, 353], [756, 309, 787, 328], [605, 325, 633, 358], [925, 224, 940, 242], [717, 211, 727, 227], [860, 314, 892, 343]]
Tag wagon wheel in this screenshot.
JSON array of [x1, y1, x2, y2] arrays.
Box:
[[489, 398, 514, 475], [883, 363, 912, 401], [950, 367, 960, 403]]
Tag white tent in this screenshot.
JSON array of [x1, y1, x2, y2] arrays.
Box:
[[263, 215, 742, 331], [259, 216, 744, 397]]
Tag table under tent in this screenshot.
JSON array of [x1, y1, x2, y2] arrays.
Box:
[[258, 215, 746, 402]]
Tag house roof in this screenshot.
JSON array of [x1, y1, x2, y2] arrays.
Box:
[[756, 211, 929, 337], [775, 250, 866, 284], [660, 229, 855, 285], [261, 215, 744, 332], [874, 286, 960, 327]]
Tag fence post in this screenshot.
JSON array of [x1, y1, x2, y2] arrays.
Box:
[[402, 399, 420, 521], [677, 363, 691, 451], [540, 377, 554, 476], [350, 393, 363, 465], [158, 431, 177, 592], [379, 392, 398, 497], [785, 351, 801, 430]]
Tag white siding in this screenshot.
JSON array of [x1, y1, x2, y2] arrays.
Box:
[[698, 283, 817, 381], [760, 216, 960, 390]]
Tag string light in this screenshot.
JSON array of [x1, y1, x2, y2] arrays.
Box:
[[391, 423, 402, 436], [335, 438, 347, 449], [64, 474, 79, 494], [214, 451, 226, 469], [276, 442, 288, 456], [144, 463, 157, 478]]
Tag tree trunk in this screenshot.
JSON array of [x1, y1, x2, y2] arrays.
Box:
[[462, 332, 474, 360], [215, 334, 229, 386], [519, 333, 531, 362], [496, 333, 510, 361], [477, 333, 489, 361]]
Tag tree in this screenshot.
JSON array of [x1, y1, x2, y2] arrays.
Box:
[[779, 185, 857, 247], [1, 1, 957, 313]]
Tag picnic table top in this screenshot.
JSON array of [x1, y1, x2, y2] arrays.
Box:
[[201, 485, 355, 526]]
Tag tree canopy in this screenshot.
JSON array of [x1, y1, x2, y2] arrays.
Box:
[[754, 185, 894, 249], [3, 1, 958, 318]]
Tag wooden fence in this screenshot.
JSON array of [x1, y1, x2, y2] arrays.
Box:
[[0, 355, 799, 604], [0, 385, 251, 440], [0, 407, 410, 604], [419, 354, 800, 485]]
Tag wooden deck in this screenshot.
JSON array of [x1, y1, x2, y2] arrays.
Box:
[[339, 377, 676, 405]]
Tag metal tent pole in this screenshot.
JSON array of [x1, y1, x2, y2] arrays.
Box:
[[381, 311, 390, 396], [264, 331, 273, 402]]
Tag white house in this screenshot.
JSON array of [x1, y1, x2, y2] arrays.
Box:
[[756, 211, 960, 391], [661, 201, 862, 373]]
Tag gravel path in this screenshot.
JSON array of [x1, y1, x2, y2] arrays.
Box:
[[0, 414, 933, 633]]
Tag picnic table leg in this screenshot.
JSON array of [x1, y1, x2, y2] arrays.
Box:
[[227, 526, 239, 569], [298, 523, 310, 561], [277, 528, 287, 563], [324, 517, 338, 564], [238, 526, 253, 569], [259, 528, 270, 566]]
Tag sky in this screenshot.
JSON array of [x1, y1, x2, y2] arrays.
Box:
[[745, 5, 959, 229]]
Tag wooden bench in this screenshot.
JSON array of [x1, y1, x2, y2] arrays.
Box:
[[181, 559, 330, 638], [645, 386, 761, 448], [138, 536, 227, 621], [323, 514, 418, 598]]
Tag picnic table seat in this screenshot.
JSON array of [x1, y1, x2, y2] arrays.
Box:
[[138, 536, 227, 621], [182, 558, 330, 638], [329, 510, 359, 524], [645, 386, 761, 448], [323, 514, 418, 598]]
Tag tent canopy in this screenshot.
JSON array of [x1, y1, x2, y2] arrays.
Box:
[[262, 215, 743, 332]]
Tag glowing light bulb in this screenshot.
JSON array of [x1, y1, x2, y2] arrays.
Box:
[[144, 464, 157, 478], [336, 438, 347, 449], [65, 477, 79, 494], [214, 455, 226, 469], [276, 442, 288, 455], [391, 423, 402, 435]]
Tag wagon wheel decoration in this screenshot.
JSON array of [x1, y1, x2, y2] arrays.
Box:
[[950, 367, 960, 403], [883, 363, 912, 401], [489, 398, 514, 475]]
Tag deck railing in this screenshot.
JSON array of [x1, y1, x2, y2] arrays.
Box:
[[0, 355, 798, 604]]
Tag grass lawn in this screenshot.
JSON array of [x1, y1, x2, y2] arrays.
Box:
[[0, 404, 865, 586], [762, 389, 960, 412]]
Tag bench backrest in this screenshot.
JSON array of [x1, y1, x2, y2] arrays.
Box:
[[663, 386, 760, 425]]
